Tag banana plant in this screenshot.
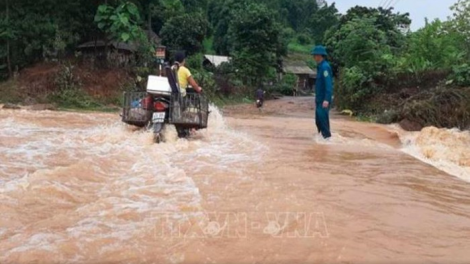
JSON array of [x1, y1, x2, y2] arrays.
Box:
[[94, 1, 144, 43]]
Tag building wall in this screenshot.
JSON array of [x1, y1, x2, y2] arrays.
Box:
[[79, 48, 134, 67], [296, 74, 310, 90]]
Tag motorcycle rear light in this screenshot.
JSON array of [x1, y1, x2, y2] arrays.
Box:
[[154, 101, 167, 111]]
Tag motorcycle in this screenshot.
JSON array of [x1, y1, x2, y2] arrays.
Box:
[[256, 99, 263, 109], [121, 66, 209, 143]]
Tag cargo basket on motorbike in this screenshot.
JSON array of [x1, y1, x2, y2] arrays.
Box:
[[169, 93, 209, 129], [121, 92, 152, 127]]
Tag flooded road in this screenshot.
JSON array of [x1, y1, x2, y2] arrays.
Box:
[[1, 97, 470, 263]]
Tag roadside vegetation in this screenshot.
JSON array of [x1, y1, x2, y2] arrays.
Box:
[[1, 0, 469, 130], [0, 0, 338, 109], [327, 3, 470, 130]]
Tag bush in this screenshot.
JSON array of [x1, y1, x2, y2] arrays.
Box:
[[399, 87, 470, 129], [271, 83, 294, 96], [376, 110, 399, 124], [187, 53, 204, 71], [297, 33, 312, 45], [54, 62, 82, 91], [336, 66, 371, 110], [213, 61, 247, 96], [449, 64, 470, 87], [160, 13, 209, 55], [133, 66, 155, 91], [192, 69, 218, 99], [287, 42, 312, 54], [0, 80, 22, 103], [49, 88, 102, 109], [270, 73, 297, 96]]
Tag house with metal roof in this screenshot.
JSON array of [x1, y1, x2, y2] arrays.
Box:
[[203, 55, 231, 68], [77, 30, 161, 66], [283, 62, 317, 91]]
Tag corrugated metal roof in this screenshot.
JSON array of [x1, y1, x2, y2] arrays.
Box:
[[283, 64, 315, 75], [144, 30, 160, 44], [204, 55, 231, 67], [77, 30, 160, 52], [78, 41, 137, 52]]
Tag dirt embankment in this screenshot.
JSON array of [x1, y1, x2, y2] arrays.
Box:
[[8, 61, 133, 105], [363, 70, 470, 131]]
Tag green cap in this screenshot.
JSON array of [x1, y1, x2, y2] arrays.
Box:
[[311, 45, 328, 56]]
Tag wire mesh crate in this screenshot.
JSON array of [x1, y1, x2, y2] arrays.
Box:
[[121, 92, 152, 127], [170, 93, 209, 129]]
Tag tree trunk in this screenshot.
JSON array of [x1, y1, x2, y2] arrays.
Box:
[[6, 0, 12, 78], [147, 3, 152, 41], [103, 0, 109, 64], [7, 39, 11, 78]]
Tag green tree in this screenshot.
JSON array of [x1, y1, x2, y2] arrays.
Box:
[[160, 12, 209, 55], [330, 17, 395, 110], [449, 0, 470, 58], [0, 0, 94, 75], [209, 0, 248, 55], [95, 1, 145, 43], [334, 17, 391, 70], [403, 19, 463, 71], [280, 0, 319, 32], [0, 0, 13, 78], [307, 2, 339, 43], [229, 3, 284, 87], [130, 0, 160, 36], [334, 6, 410, 50], [159, 0, 185, 20], [180, 0, 208, 13]]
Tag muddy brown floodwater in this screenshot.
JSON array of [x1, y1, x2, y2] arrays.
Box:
[[1, 97, 470, 264]]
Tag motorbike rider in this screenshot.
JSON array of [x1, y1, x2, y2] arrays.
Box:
[[255, 88, 265, 108], [174, 51, 202, 96]]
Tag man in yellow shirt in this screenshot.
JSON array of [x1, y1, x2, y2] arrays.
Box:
[[174, 52, 202, 96]]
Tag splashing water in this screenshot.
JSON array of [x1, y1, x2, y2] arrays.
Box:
[[0, 106, 265, 262], [313, 132, 394, 150], [400, 127, 470, 182]]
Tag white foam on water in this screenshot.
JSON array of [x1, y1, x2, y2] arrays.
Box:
[[185, 105, 268, 172], [314, 132, 394, 150], [0, 105, 264, 262], [9, 233, 63, 253], [399, 127, 470, 182]]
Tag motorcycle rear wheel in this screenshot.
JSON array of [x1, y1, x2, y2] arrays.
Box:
[[152, 123, 164, 143]]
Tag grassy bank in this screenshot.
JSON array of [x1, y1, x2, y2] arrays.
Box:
[[0, 77, 252, 113], [0, 80, 22, 104]]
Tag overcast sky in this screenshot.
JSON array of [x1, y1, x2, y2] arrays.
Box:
[[331, 0, 457, 30]]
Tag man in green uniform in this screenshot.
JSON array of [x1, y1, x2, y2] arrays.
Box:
[[312, 45, 333, 140]]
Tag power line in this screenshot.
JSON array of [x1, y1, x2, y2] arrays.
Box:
[[394, 0, 401, 9], [383, 0, 391, 9], [382, 0, 393, 9], [387, 0, 400, 10], [381, 0, 390, 8]]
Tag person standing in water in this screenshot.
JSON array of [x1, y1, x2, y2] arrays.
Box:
[[312, 45, 333, 140]]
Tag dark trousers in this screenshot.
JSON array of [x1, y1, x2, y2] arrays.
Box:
[[315, 105, 331, 138]]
